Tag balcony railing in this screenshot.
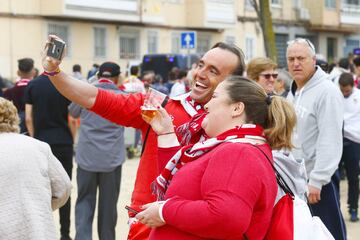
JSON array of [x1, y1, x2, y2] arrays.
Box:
[[341, 3, 360, 13], [340, 3, 360, 24], [65, 0, 138, 13]]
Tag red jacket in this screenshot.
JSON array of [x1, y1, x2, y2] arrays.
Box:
[[150, 143, 277, 240], [90, 89, 195, 207]]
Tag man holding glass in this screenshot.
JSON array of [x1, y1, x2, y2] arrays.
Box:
[[41, 35, 245, 240]]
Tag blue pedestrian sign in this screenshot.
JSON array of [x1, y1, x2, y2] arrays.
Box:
[[181, 31, 196, 49]]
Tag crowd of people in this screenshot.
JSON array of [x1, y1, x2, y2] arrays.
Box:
[[0, 35, 360, 240]]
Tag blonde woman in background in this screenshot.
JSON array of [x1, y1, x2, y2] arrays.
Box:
[[0, 97, 71, 240]]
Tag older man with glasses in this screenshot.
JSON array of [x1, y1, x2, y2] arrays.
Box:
[[286, 38, 346, 240]]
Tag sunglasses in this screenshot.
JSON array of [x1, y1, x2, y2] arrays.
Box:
[[260, 73, 278, 79], [287, 38, 315, 52]]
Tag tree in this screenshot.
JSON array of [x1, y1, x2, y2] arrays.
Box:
[[250, 0, 277, 61]]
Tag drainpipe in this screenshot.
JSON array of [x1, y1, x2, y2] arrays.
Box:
[[9, 0, 16, 81]]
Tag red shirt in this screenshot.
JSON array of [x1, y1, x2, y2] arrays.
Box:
[[151, 143, 277, 240], [90, 89, 194, 206]]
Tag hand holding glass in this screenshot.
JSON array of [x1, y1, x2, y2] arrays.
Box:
[[141, 88, 167, 123]]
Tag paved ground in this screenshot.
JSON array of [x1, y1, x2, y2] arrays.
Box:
[[54, 157, 360, 240]]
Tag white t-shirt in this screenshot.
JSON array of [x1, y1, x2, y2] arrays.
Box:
[[169, 81, 186, 97], [343, 87, 360, 143], [123, 76, 146, 93]]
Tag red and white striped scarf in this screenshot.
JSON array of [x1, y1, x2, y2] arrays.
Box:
[[175, 95, 206, 145], [152, 124, 266, 200]]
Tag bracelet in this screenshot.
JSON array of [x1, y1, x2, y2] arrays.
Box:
[[42, 68, 61, 77], [157, 132, 175, 136]]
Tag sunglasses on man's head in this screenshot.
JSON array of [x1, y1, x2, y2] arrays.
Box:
[[260, 73, 278, 79]]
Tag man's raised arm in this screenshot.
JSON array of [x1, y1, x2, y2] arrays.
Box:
[[42, 35, 98, 109], [49, 72, 97, 109]]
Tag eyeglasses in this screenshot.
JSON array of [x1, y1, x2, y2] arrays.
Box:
[[260, 73, 278, 79]]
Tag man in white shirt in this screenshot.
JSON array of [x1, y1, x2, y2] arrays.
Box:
[[169, 70, 188, 97], [123, 66, 145, 94], [338, 72, 360, 222]]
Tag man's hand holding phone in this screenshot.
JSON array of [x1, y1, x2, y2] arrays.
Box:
[[47, 38, 65, 60], [42, 35, 66, 73]]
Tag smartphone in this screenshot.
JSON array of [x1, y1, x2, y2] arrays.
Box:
[[125, 205, 139, 214], [47, 39, 65, 60]]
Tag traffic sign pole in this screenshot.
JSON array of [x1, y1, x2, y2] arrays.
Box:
[[180, 31, 196, 69], [187, 47, 191, 69]]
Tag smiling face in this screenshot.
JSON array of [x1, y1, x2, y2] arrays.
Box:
[[287, 43, 316, 88], [190, 47, 239, 104], [201, 81, 243, 137], [257, 68, 278, 94]]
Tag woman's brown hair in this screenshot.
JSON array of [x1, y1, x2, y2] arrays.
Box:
[[225, 76, 296, 150], [246, 57, 277, 81]]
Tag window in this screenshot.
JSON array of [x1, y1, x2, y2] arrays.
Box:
[[325, 0, 336, 8], [345, 0, 360, 5], [94, 27, 106, 58], [271, 0, 281, 6], [197, 34, 211, 55], [245, 0, 254, 10], [206, 0, 235, 23], [344, 39, 360, 56], [171, 32, 181, 54], [327, 37, 337, 63], [147, 30, 158, 54], [119, 31, 139, 59], [293, 0, 301, 9], [245, 37, 255, 62], [346, 39, 360, 47], [275, 34, 289, 68], [225, 36, 236, 45], [48, 23, 70, 55]]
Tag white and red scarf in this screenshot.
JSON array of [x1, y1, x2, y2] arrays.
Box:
[[152, 124, 266, 200], [175, 95, 206, 145]]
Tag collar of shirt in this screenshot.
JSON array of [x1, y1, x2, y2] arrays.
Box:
[[171, 92, 205, 117], [185, 95, 204, 113], [16, 78, 30, 87], [98, 79, 114, 84]]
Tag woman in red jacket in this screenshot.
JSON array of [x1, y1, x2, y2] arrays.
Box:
[[135, 76, 296, 239]]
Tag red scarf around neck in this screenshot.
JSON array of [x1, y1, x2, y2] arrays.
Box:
[[152, 124, 266, 200], [175, 96, 206, 145]]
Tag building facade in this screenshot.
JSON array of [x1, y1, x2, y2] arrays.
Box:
[[0, 0, 359, 79]]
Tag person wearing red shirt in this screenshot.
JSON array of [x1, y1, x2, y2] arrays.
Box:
[[135, 77, 297, 239], [41, 36, 245, 239]]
